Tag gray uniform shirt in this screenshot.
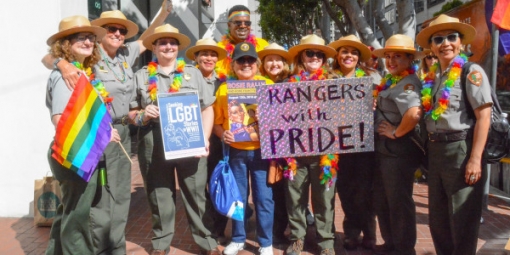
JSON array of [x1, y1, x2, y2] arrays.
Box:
[[46, 70, 72, 118], [425, 63, 492, 132], [204, 70, 223, 97], [376, 74, 422, 127], [94, 41, 140, 119], [131, 64, 215, 110]]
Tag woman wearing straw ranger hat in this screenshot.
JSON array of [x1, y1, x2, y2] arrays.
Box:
[[186, 37, 230, 242], [130, 24, 220, 255], [416, 14, 492, 255], [371, 34, 425, 255], [283, 34, 337, 255], [44, 15, 109, 255], [327, 34, 377, 251]]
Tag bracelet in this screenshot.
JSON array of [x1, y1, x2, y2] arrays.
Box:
[[392, 128, 398, 139], [136, 110, 148, 126], [53, 58, 63, 69]]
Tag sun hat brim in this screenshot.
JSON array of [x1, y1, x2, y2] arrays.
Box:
[[416, 22, 476, 49], [91, 17, 139, 39], [328, 40, 372, 62], [288, 44, 337, 60], [258, 48, 291, 62], [185, 44, 227, 61], [372, 47, 425, 59], [142, 32, 191, 51], [47, 26, 106, 46]]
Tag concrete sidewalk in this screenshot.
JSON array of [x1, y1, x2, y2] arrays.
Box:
[[1, 155, 509, 255]]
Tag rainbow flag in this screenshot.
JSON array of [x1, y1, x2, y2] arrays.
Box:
[[492, 0, 510, 30], [51, 75, 112, 182]]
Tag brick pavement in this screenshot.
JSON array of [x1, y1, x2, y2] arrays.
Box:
[[1, 155, 510, 255]]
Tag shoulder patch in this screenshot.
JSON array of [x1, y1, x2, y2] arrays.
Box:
[[403, 84, 415, 93], [467, 70, 482, 86]]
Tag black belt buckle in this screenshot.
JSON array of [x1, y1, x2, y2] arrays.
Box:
[[428, 131, 467, 142], [112, 115, 128, 126]]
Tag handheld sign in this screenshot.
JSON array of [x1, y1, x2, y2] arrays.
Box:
[[157, 92, 207, 160], [256, 77, 374, 159], [227, 80, 265, 142]]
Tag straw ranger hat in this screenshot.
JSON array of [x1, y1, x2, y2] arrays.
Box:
[[185, 38, 227, 61], [416, 14, 476, 48], [288, 34, 336, 59], [372, 34, 424, 59], [328, 35, 372, 62], [47, 15, 106, 46], [258, 43, 291, 62], [91, 10, 139, 39], [142, 24, 191, 50]]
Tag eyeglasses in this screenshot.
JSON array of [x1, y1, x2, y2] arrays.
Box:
[[425, 55, 437, 60], [304, 50, 325, 59], [72, 34, 97, 43], [235, 57, 257, 65], [104, 26, 128, 36], [231, 20, 252, 27], [430, 33, 460, 45], [156, 39, 180, 47]]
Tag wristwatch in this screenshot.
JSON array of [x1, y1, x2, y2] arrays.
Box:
[[392, 128, 398, 139], [53, 58, 63, 69]]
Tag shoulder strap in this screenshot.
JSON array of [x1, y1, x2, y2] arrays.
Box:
[[461, 62, 503, 119]]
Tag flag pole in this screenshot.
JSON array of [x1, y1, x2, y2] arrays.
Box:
[[109, 123, 133, 164]]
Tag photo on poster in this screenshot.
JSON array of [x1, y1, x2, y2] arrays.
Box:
[[227, 80, 265, 142], [157, 92, 206, 160]]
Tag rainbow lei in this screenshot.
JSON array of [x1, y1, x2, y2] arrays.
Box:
[[147, 58, 186, 102], [421, 53, 467, 120], [286, 67, 338, 189], [373, 66, 416, 98], [335, 68, 366, 78], [72, 61, 113, 108], [221, 32, 258, 70]]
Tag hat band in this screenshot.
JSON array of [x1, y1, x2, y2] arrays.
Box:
[[228, 11, 250, 21], [385, 46, 416, 51]]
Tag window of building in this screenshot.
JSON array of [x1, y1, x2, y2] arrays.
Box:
[[415, 0, 424, 13], [427, 0, 446, 8]]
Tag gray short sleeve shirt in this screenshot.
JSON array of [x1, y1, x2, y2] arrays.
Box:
[[425, 62, 493, 132], [376, 74, 423, 126], [46, 70, 73, 118], [93, 41, 140, 119]]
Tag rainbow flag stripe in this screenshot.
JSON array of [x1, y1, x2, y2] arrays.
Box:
[[492, 0, 510, 30], [51, 75, 112, 182]]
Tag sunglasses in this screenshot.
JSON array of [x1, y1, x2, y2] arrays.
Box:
[[156, 39, 180, 47], [72, 34, 97, 43], [231, 20, 252, 27], [235, 57, 257, 65], [430, 33, 460, 45], [304, 50, 325, 59], [425, 55, 437, 60], [104, 26, 128, 36]]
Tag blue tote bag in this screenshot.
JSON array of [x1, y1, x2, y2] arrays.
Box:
[[209, 144, 244, 221]]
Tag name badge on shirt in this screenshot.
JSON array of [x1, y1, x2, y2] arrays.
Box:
[[123, 61, 129, 69], [403, 84, 415, 94], [183, 73, 191, 81], [99, 66, 108, 73]]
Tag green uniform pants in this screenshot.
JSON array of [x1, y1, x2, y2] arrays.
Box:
[[45, 145, 98, 255], [337, 152, 376, 241], [428, 139, 485, 255], [285, 156, 336, 250], [147, 126, 217, 252], [374, 137, 420, 255], [90, 124, 132, 255]]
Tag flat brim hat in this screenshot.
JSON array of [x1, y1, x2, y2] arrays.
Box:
[[328, 34, 372, 62], [185, 37, 227, 61], [416, 14, 476, 48], [143, 24, 191, 51], [372, 34, 424, 59], [91, 10, 139, 39], [258, 43, 291, 62], [47, 15, 106, 46], [288, 34, 336, 59], [232, 42, 258, 60]]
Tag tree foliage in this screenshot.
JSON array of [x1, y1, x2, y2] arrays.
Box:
[[433, 0, 464, 17]]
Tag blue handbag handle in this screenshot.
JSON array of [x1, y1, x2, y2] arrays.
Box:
[[222, 141, 229, 166]]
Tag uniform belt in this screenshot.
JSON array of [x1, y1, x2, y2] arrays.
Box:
[[428, 130, 468, 142], [112, 115, 128, 126]]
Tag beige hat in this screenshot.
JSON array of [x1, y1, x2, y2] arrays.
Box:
[[288, 34, 336, 59], [185, 38, 227, 61], [328, 35, 372, 62], [91, 10, 139, 39], [372, 34, 424, 59], [142, 24, 191, 50], [47, 15, 106, 46], [416, 14, 476, 48], [258, 43, 291, 62]]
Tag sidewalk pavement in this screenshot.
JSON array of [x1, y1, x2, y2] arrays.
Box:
[[1, 155, 510, 255]]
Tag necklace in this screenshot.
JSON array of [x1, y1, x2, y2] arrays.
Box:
[[221, 32, 258, 70], [147, 58, 186, 102], [334, 68, 366, 78], [98, 45, 126, 83], [72, 61, 113, 108], [421, 53, 467, 120], [285, 66, 338, 190], [373, 66, 416, 98]]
